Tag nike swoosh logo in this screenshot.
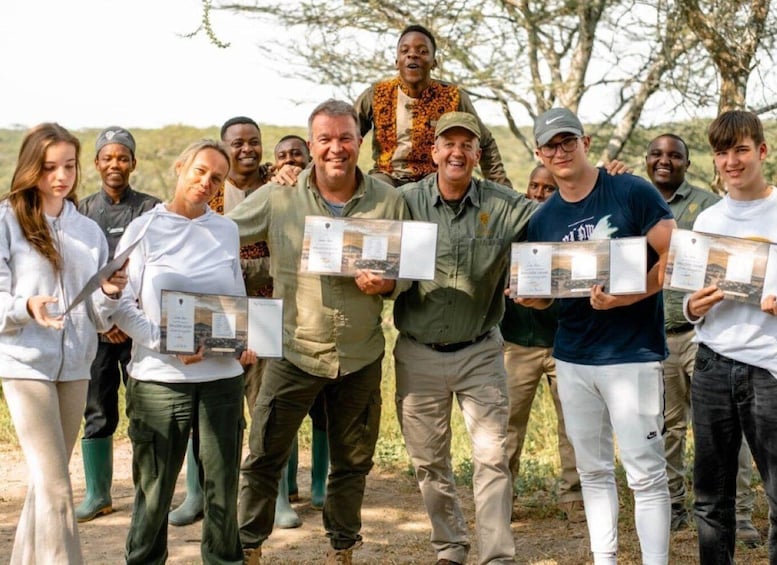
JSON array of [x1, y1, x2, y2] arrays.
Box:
[[545, 116, 564, 124]]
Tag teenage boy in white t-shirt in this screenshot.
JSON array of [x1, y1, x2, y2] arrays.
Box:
[[685, 110, 777, 564]]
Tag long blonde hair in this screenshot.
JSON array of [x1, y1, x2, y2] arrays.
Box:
[[6, 123, 81, 272]]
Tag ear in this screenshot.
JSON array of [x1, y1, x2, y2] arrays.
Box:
[[432, 58, 438, 70], [759, 142, 768, 161], [130, 158, 137, 173], [431, 143, 440, 166]]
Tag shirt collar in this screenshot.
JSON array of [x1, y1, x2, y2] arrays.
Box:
[[99, 185, 133, 205], [433, 177, 479, 208]]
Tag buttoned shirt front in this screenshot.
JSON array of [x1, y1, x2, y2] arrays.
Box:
[[228, 167, 408, 378], [395, 174, 536, 344]]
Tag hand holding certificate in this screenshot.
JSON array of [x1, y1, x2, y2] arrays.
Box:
[[664, 229, 777, 305], [510, 237, 647, 298], [160, 290, 283, 358], [300, 216, 437, 280]]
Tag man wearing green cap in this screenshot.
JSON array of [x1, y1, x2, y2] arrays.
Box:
[[75, 127, 160, 522], [393, 111, 535, 565]]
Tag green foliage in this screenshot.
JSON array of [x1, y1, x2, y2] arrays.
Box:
[[1, 119, 776, 199]]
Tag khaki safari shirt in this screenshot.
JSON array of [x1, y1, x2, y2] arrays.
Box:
[[395, 174, 536, 344], [228, 167, 408, 378]]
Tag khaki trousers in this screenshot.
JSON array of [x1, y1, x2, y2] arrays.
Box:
[[3, 378, 88, 565], [503, 341, 581, 503], [395, 330, 515, 565]]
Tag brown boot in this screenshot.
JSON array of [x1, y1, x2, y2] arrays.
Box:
[[559, 499, 586, 524], [243, 546, 261, 565], [325, 541, 363, 564]]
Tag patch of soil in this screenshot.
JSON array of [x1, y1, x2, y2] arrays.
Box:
[[0, 439, 768, 564]]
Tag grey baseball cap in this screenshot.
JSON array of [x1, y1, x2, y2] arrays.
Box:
[[95, 126, 136, 157], [533, 108, 583, 147]]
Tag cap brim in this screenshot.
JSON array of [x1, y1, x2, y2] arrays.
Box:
[[436, 124, 481, 139], [536, 127, 583, 147]]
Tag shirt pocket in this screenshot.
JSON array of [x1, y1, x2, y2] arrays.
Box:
[[459, 238, 508, 282]]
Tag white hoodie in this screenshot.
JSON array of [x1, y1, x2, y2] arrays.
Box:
[[0, 200, 117, 381], [111, 203, 245, 383]]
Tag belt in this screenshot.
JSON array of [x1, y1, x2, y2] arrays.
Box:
[[422, 331, 490, 353], [666, 323, 694, 335]]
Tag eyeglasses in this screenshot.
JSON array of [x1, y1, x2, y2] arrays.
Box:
[[538, 136, 580, 158]]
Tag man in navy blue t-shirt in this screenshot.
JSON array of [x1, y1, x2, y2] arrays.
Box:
[[516, 108, 676, 565]]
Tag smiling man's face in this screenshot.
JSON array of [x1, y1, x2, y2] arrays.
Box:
[[396, 31, 435, 91]]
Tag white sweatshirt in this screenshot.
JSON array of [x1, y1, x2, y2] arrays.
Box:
[[0, 201, 117, 381], [685, 189, 777, 376], [111, 203, 246, 383]]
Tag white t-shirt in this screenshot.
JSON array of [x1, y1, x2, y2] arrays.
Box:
[[688, 188, 777, 376]]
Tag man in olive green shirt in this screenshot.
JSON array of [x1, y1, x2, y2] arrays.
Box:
[[646, 133, 759, 544], [229, 99, 408, 564], [393, 112, 535, 565]]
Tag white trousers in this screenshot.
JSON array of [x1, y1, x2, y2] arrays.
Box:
[[555, 360, 670, 565], [2, 378, 87, 565]]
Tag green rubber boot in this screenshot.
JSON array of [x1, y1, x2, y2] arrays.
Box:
[[168, 438, 203, 526], [311, 427, 329, 510], [274, 464, 301, 528], [287, 437, 299, 501], [75, 437, 114, 522]]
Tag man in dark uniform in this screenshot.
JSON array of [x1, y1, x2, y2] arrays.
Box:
[[74, 127, 160, 522]]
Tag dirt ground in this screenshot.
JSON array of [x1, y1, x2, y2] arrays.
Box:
[[0, 439, 768, 564]]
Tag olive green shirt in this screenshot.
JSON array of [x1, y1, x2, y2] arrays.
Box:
[[664, 180, 721, 330], [228, 167, 409, 378], [394, 174, 537, 344]]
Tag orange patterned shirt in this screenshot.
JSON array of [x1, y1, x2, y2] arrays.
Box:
[[209, 166, 273, 297], [372, 78, 460, 180]]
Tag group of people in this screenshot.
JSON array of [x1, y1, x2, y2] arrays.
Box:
[[0, 22, 775, 565]]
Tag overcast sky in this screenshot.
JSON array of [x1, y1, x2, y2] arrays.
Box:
[[0, 0, 341, 130], [3, 1, 774, 134]]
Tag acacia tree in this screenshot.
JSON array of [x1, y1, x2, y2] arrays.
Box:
[[678, 0, 774, 112], [191, 0, 774, 161]]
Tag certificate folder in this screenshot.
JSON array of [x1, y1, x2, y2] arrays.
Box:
[[160, 290, 282, 358], [510, 237, 647, 298], [664, 229, 777, 305], [300, 216, 438, 280]]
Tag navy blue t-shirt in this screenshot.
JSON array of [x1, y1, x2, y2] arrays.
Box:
[[528, 169, 672, 365]]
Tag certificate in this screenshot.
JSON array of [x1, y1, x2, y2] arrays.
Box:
[[668, 230, 709, 291], [609, 237, 647, 294], [512, 244, 553, 297], [247, 298, 283, 358], [301, 216, 437, 280], [64, 214, 153, 314], [164, 292, 195, 353], [160, 290, 283, 357], [306, 217, 345, 273], [664, 229, 776, 305], [511, 237, 646, 298], [398, 221, 438, 280]]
